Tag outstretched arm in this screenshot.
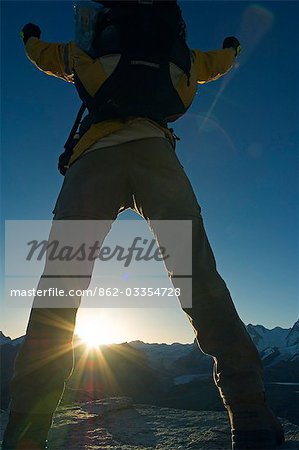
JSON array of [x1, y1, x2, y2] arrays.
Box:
[[193, 48, 235, 84], [193, 36, 241, 84], [21, 23, 75, 83]]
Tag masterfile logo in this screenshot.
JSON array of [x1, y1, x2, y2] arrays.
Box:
[[5, 220, 192, 309]]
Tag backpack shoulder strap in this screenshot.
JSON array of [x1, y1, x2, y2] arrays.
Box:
[[64, 103, 86, 150]]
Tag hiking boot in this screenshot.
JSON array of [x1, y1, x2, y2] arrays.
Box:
[[226, 395, 285, 450], [1, 412, 51, 450]]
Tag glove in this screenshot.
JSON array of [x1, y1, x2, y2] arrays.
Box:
[[223, 36, 241, 56], [20, 23, 41, 44], [58, 135, 81, 176], [58, 149, 72, 176]]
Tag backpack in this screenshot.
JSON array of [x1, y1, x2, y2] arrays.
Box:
[[59, 1, 191, 175], [74, 0, 191, 126]]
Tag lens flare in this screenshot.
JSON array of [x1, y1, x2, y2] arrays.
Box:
[[197, 4, 274, 141], [238, 4, 275, 56]]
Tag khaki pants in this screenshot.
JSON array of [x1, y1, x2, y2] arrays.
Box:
[[10, 138, 264, 418]]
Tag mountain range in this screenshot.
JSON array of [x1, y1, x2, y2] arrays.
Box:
[[2, 319, 298, 369], [1, 321, 298, 424], [0, 331, 23, 347], [129, 319, 299, 377]]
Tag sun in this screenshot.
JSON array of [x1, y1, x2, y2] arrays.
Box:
[[75, 315, 123, 348], [78, 328, 103, 348]]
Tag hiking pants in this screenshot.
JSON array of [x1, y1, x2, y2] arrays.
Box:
[[9, 138, 264, 420]]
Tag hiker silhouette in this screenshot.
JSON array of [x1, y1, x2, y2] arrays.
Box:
[[3, 2, 284, 449]]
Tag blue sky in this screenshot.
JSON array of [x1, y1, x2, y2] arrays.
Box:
[[1, 1, 298, 342]]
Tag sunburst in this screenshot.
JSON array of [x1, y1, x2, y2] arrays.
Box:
[[75, 315, 123, 348]]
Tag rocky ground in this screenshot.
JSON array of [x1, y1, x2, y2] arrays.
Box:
[[1, 397, 299, 449]]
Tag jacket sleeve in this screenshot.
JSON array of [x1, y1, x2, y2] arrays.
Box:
[[24, 37, 75, 83], [192, 48, 235, 84]]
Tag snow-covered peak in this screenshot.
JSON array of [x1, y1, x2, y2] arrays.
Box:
[[129, 341, 195, 371], [246, 323, 291, 351], [286, 319, 299, 347]]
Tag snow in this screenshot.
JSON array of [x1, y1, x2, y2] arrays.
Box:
[[1, 398, 298, 449], [247, 324, 291, 350], [129, 341, 195, 371], [286, 320, 299, 347]]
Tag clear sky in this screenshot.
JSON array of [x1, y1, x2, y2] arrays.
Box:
[[1, 1, 298, 343]]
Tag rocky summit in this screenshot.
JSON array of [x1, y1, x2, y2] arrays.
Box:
[[1, 397, 298, 450]]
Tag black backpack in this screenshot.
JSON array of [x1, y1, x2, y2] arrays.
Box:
[[59, 1, 191, 175], [75, 0, 191, 125]]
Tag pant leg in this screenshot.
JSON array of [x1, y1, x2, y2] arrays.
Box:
[[9, 146, 131, 419], [10, 220, 101, 416], [129, 137, 264, 404]]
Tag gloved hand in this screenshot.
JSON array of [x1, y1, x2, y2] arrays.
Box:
[[58, 150, 71, 176], [223, 36, 241, 56], [58, 136, 80, 176], [20, 23, 41, 44]]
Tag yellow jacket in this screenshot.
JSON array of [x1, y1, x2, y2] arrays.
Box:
[[25, 37, 235, 164]]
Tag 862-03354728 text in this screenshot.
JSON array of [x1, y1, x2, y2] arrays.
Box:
[[9, 287, 182, 298]]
